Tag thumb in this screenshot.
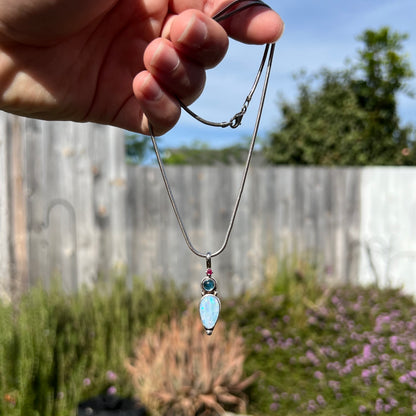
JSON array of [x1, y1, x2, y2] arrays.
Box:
[[169, 1, 284, 45], [213, 1, 284, 44]]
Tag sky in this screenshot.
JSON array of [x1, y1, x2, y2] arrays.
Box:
[[155, 0, 416, 152]]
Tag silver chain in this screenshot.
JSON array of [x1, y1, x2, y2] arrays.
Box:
[[149, 1, 276, 259]]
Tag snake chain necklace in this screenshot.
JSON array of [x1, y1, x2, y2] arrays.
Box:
[[149, 0, 275, 335]]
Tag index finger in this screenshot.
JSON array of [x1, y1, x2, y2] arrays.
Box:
[[170, 0, 284, 44]]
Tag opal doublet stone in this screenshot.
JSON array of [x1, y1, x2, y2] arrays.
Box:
[[199, 294, 221, 333]]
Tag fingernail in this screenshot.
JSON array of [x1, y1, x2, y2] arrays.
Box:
[[141, 73, 163, 101], [151, 42, 180, 73], [178, 15, 208, 47]]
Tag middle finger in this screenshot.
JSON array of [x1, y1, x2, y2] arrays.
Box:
[[143, 37, 206, 105]]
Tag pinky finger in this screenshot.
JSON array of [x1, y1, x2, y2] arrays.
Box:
[[133, 71, 181, 136]]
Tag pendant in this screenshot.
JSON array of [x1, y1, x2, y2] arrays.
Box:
[[199, 254, 220, 335]]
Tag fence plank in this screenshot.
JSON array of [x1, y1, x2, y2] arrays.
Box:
[[0, 113, 11, 299], [90, 124, 127, 280], [9, 116, 29, 294], [25, 118, 48, 287]]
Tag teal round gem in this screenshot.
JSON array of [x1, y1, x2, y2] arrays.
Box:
[[202, 278, 216, 292]]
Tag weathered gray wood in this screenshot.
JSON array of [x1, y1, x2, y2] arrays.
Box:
[[359, 167, 416, 292], [5, 113, 416, 299], [0, 112, 11, 300], [8, 116, 29, 295], [0, 113, 30, 298], [13, 117, 127, 293], [124, 165, 362, 297], [46, 121, 77, 292], [89, 124, 127, 281], [25, 118, 48, 287], [72, 122, 96, 288]]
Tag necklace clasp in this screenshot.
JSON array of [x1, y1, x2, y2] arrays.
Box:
[[230, 111, 245, 129]]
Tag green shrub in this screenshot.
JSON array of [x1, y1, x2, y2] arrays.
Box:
[[223, 261, 416, 415], [0, 277, 186, 416]]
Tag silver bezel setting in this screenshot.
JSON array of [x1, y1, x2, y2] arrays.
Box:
[[201, 276, 217, 295]]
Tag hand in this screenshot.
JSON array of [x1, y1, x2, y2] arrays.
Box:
[[0, 0, 283, 134]]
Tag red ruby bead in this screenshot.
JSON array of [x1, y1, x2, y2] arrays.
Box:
[[206, 269, 213, 276]]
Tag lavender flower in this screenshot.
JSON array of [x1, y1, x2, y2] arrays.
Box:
[[328, 380, 340, 391], [361, 369, 372, 379], [399, 374, 410, 384], [389, 397, 398, 407], [261, 328, 272, 338], [375, 398, 383, 413], [362, 344, 373, 361], [106, 371, 118, 381], [270, 402, 279, 411], [306, 350, 320, 366], [314, 371, 324, 380], [316, 395, 326, 406], [307, 399, 318, 413]]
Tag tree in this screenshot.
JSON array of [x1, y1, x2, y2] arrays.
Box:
[[265, 27, 415, 165], [125, 133, 153, 165], [162, 140, 264, 165], [124, 135, 264, 166]]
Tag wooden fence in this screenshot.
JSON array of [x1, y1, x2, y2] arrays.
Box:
[[1, 113, 415, 298], [0, 114, 127, 297]]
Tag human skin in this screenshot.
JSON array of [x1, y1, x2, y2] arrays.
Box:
[[0, 0, 284, 134]]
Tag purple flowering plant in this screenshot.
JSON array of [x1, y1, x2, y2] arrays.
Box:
[[222, 266, 416, 415], [82, 370, 122, 399]]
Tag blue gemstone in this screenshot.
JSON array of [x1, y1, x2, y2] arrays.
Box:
[[202, 278, 216, 292], [199, 294, 220, 331]]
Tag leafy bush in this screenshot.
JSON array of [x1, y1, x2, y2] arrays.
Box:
[[223, 264, 416, 415], [126, 310, 258, 416], [0, 277, 186, 416]]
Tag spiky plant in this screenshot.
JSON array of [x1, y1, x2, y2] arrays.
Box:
[[125, 311, 258, 416]]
